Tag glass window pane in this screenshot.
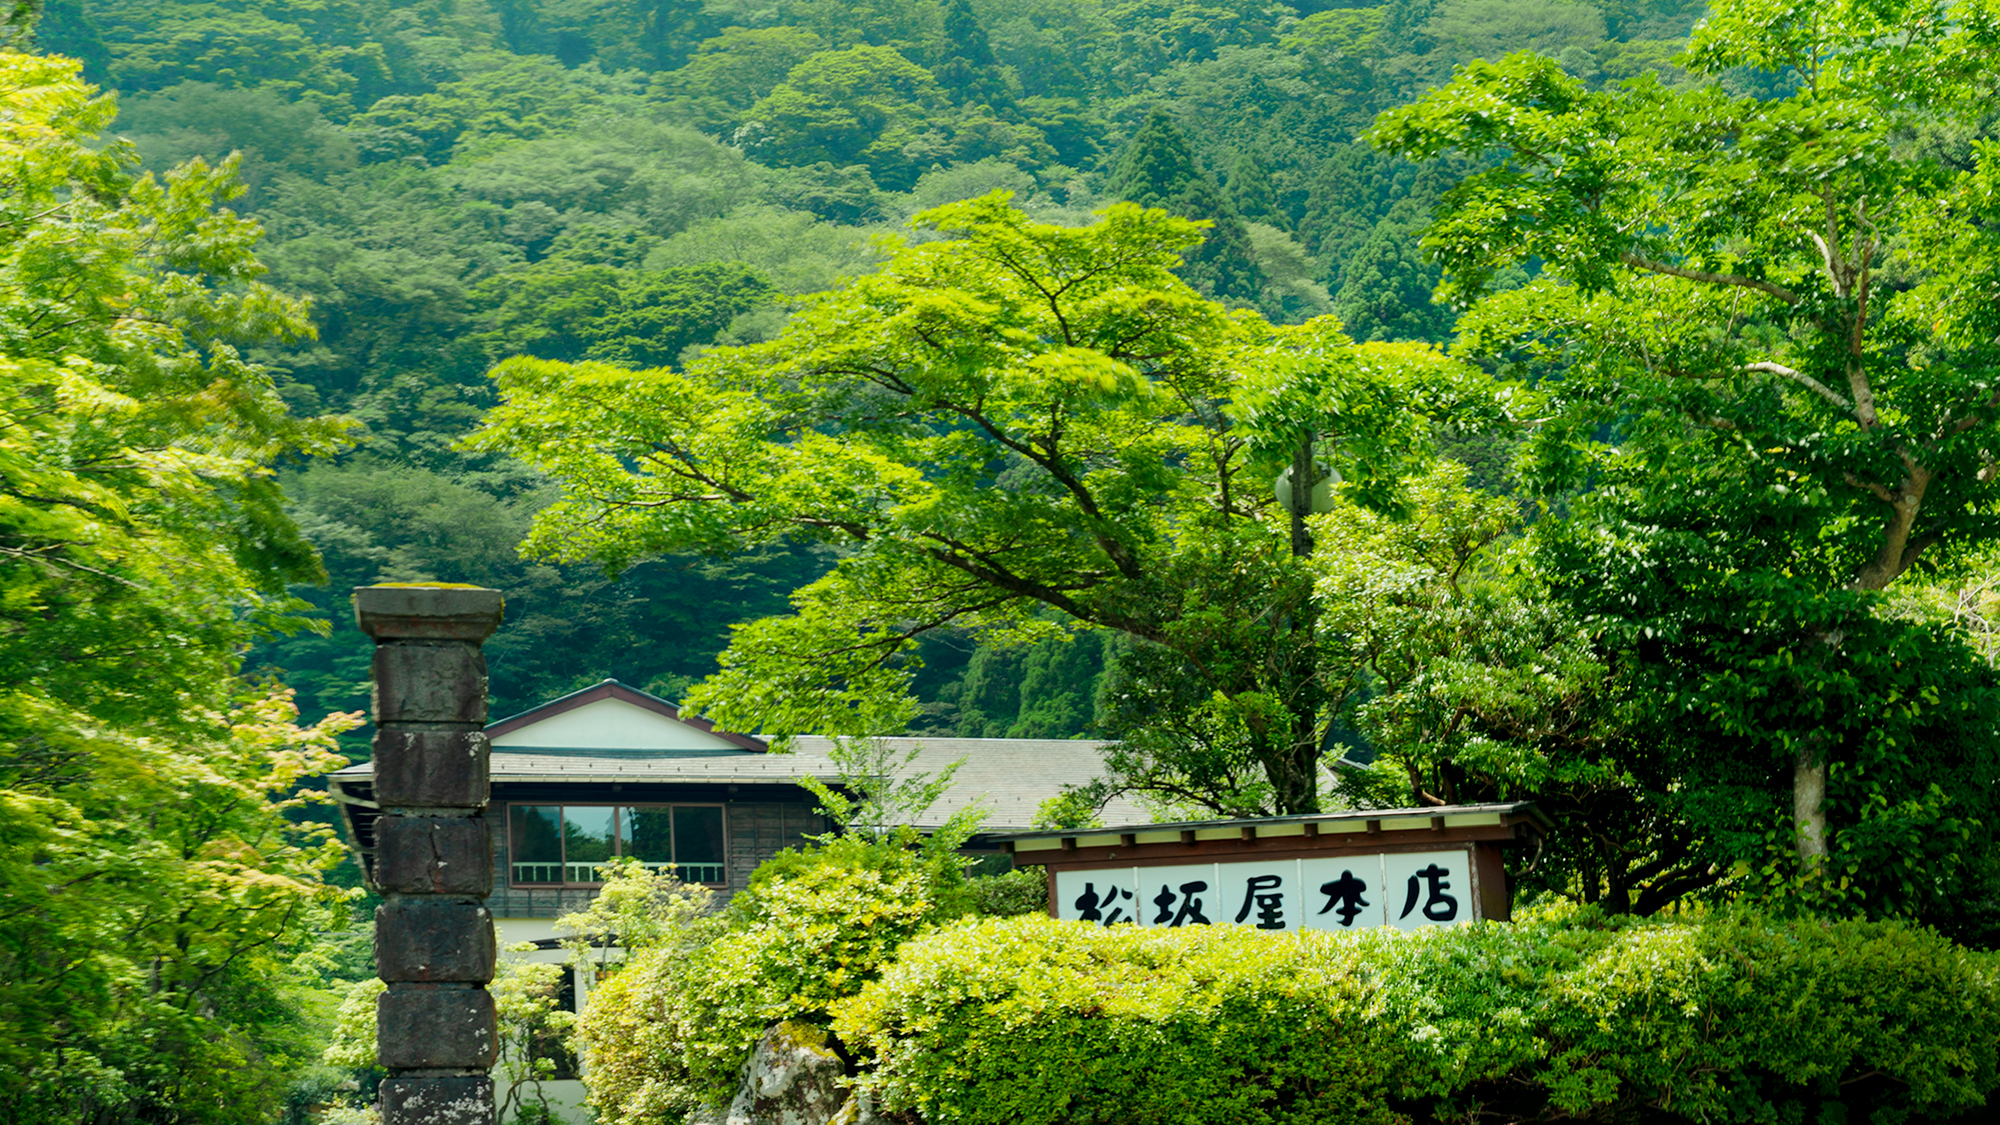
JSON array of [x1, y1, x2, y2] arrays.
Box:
[[564, 806, 615, 882], [674, 806, 726, 884], [510, 806, 563, 884], [621, 808, 674, 873]]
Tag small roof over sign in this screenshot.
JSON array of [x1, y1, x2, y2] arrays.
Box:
[[993, 802, 1551, 856]]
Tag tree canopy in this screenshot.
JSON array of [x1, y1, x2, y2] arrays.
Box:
[[0, 51, 362, 1120], [475, 194, 1484, 815], [1373, 0, 2000, 904]]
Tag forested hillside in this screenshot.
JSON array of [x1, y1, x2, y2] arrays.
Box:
[[33, 0, 1707, 734]]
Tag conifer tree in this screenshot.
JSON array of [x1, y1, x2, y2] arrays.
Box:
[[933, 0, 1014, 110], [1107, 109, 1264, 303], [1225, 150, 1277, 222]]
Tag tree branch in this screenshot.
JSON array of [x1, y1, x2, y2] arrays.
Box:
[[1619, 253, 1799, 304], [1743, 362, 1852, 410]]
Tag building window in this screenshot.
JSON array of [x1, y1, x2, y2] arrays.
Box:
[[507, 804, 727, 886]]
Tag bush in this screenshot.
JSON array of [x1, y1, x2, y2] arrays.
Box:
[[833, 907, 2000, 1125], [575, 832, 971, 1125], [965, 867, 1048, 917]]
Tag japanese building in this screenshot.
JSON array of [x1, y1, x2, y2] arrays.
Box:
[[326, 677, 1545, 1121], [327, 678, 1148, 1121]]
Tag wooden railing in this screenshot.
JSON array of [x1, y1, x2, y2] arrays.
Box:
[[510, 861, 725, 885]]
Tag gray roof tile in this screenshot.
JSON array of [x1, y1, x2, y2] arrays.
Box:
[[786, 737, 1151, 832], [331, 736, 1145, 833]]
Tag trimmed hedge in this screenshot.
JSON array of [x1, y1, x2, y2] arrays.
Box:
[[833, 907, 2000, 1124]]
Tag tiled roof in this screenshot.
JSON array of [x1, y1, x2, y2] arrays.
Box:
[[483, 679, 766, 751], [787, 737, 1153, 832], [330, 735, 1147, 833]]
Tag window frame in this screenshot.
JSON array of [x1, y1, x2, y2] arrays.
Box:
[[505, 801, 730, 889]]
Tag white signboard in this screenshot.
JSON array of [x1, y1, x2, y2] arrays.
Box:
[[1055, 850, 1473, 932]]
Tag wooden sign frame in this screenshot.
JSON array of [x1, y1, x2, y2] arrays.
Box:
[[995, 802, 1549, 926]]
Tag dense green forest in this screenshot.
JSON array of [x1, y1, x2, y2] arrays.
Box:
[[11, 0, 2000, 1120], [33, 0, 1708, 734]]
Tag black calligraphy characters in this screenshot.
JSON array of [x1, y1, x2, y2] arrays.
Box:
[[1232, 874, 1287, 930], [1316, 869, 1371, 927], [1398, 863, 1459, 923], [1073, 882, 1136, 925], [1150, 879, 1212, 926]]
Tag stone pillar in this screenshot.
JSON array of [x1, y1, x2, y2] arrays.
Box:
[[356, 584, 506, 1125]]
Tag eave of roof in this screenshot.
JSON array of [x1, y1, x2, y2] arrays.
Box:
[[985, 801, 1553, 842], [329, 752, 843, 787]]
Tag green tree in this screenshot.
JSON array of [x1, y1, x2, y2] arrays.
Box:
[[740, 46, 1044, 189], [77, 0, 397, 111], [1329, 203, 1454, 343], [933, 0, 1015, 110], [113, 81, 359, 208], [775, 0, 944, 54], [1105, 0, 1281, 75], [1224, 150, 1276, 221], [981, 0, 1117, 101], [741, 46, 953, 188], [472, 260, 777, 367], [1107, 109, 1264, 303], [29, 0, 113, 80], [347, 56, 641, 165], [1312, 463, 1698, 913], [472, 195, 1484, 815], [0, 52, 358, 1118], [1373, 0, 2000, 881], [653, 26, 828, 134], [0, 55, 346, 712]]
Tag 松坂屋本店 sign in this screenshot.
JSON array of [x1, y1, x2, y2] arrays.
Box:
[[1058, 849, 1470, 932], [994, 804, 1549, 932]]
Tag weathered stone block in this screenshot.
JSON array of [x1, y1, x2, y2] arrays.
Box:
[[374, 730, 489, 807], [380, 1076, 494, 1125], [377, 985, 498, 1069], [373, 643, 489, 725], [378, 817, 492, 896], [355, 585, 505, 643], [691, 1021, 854, 1125], [376, 901, 495, 983]]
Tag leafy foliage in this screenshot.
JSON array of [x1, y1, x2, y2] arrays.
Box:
[[0, 52, 368, 1120], [837, 908, 2000, 1125], [571, 837, 975, 1123], [473, 195, 1486, 813], [1372, 0, 2000, 884], [31, 0, 1717, 763], [1107, 108, 1264, 303]]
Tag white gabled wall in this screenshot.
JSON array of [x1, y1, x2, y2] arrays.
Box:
[[489, 696, 741, 751]]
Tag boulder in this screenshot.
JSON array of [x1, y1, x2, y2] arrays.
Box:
[[693, 1021, 866, 1125]]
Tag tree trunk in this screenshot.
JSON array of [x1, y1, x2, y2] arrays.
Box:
[[1273, 433, 1321, 813], [1275, 705, 1322, 814], [1793, 745, 1828, 870], [1288, 437, 1314, 558]]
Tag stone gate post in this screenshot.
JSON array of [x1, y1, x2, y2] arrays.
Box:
[[356, 584, 506, 1125]]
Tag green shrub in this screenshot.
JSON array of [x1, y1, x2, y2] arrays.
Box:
[[833, 907, 2000, 1125], [836, 919, 1415, 1125], [575, 832, 970, 1125], [965, 867, 1049, 916], [1532, 912, 2000, 1123]]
